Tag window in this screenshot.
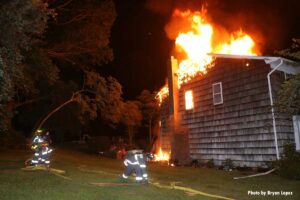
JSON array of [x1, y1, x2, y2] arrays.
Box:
[[212, 82, 223, 105], [185, 90, 194, 110]]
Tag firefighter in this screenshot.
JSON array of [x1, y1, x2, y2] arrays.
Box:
[[42, 131, 52, 145], [30, 130, 44, 165], [135, 151, 149, 183], [41, 130, 52, 166], [121, 149, 143, 183], [27, 130, 53, 167], [40, 144, 53, 167]]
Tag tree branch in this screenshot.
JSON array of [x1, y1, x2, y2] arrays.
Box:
[[14, 96, 48, 109], [32, 88, 97, 134], [56, 12, 89, 25], [55, 0, 74, 10]]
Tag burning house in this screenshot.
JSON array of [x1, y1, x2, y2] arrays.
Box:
[[157, 9, 300, 167]]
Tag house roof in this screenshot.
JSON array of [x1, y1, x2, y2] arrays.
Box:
[[209, 53, 300, 75]]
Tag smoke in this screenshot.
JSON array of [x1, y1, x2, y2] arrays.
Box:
[[145, 0, 300, 54], [145, 0, 206, 15], [145, 0, 173, 15]]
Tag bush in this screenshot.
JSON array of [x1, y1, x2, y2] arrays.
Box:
[[277, 143, 300, 180], [206, 159, 215, 168], [222, 159, 234, 171]]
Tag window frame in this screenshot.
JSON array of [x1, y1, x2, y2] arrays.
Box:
[[212, 82, 223, 105]]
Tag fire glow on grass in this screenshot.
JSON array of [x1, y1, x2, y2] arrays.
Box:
[[172, 9, 260, 87]]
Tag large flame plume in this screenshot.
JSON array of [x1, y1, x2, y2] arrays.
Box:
[[170, 9, 260, 87]]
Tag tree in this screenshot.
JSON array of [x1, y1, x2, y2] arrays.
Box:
[[275, 39, 300, 115], [31, 0, 119, 133], [34, 71, 124, 133], [0, 0, 118, 137], [46, 0, 116, 66], [275, 38, 300, 61], [41, 0, 118, 112], [137, 90, 160, 147], [275, 74, 300, 115], [0, 0, 55, 132], [121, 101, 143, 147]]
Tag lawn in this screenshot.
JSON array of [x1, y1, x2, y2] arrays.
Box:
[[0, 147, 299, 200]]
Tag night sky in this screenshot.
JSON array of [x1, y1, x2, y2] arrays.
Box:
[[102, 0, 300, 99]]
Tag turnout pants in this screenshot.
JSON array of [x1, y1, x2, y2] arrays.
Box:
[[122, 164, 143, 182]]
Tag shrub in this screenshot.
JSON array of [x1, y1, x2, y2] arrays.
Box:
[[206, 159, 215, 168], [222, 159, 234, 171], [277, 143, 300, 180]]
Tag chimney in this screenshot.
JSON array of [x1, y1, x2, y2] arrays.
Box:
[[168, 56, 190, 164], [168, 56, 180, 130]]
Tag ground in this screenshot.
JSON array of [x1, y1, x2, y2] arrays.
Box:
[[0, 147, 299, 200]]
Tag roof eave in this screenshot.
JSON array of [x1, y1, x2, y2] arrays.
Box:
[[209, 53, 300, 75]]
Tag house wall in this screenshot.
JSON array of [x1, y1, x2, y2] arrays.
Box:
[[178, 58, 294, 167]]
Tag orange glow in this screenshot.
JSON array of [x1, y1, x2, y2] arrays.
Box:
[[171, 9, 259, 87], [217, 30, 256, 55], [154, 148, 170, 161], [155, 84, 169, 105], [175, 12, 214, 87], [185, 90, 194, 110]]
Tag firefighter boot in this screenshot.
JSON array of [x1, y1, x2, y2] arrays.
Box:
[[120, 175, 128, 183]]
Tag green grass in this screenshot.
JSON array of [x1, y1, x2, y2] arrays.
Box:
[[0, 148, 299, 200]]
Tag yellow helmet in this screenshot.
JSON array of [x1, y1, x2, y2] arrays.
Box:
[[35, 129, 43, 135], [31, 145, 38, 150]]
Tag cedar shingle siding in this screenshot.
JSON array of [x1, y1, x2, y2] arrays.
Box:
[[162, 58, 294, 167]]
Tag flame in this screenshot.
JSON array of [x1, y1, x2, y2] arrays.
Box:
[[154, 148, 170, 161], [217, 30, 256, 55], [155, 84, 169, 105], [172, 9, 259, 87]]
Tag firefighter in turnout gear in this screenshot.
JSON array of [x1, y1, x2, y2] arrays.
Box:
[[121, 150, 143, 183], [40, 131, 52, 166], [27, 130, 53, 168], [30, 133, 43, 165], [136, 152, 149, 183]]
